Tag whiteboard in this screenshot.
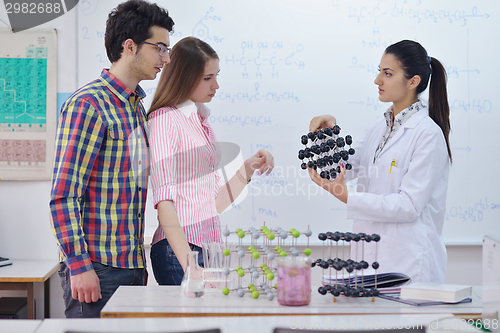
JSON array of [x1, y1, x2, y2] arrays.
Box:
[[76, 0, 499, 245]]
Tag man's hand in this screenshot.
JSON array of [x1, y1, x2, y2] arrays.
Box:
[[70, 269, 102, 303]]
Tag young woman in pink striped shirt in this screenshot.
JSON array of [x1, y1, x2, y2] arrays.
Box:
[[147, 36, 274, 285]]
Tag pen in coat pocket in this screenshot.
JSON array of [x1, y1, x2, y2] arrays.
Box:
[[390, 159, 395, 173]]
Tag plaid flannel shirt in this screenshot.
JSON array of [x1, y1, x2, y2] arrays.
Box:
[[50, 69, 149, 276]]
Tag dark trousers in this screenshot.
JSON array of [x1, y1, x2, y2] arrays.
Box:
[[150, 238, 204, 285], [58, 261, 144, 318]]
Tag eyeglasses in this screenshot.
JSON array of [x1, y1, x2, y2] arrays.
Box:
[[142, 41, 171, 57]]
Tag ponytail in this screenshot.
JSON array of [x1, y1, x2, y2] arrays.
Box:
[[385, 40, 452, 163], [428, 57, 452, 163]]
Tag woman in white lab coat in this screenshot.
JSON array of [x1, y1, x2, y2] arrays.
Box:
[[309, 40, 452, 283]]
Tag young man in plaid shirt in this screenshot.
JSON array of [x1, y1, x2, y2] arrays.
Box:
[[50, 0, 174, 318]]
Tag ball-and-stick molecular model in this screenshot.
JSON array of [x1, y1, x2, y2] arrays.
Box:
[[298, 125, 355, 180], [214, 224, 313, 300], [313, 231, 381, 302]]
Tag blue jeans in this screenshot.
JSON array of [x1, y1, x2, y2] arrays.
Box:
[[58, 261, 144, 318], [150, 238, 204, 285]]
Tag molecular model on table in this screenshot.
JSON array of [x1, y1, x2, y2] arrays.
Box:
[[313, 231, 381, 302], [298, 125, 355, 180], [212, 225, 313, 301]]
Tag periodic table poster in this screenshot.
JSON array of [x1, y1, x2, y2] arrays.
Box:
[[0, 28, 57, 180]]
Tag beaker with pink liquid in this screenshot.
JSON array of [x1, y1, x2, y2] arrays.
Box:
[[277, 256, 312, 306]]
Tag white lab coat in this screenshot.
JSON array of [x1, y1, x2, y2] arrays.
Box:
[[345, 107, 449, 283]]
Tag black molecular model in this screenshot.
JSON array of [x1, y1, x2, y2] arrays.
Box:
[[313, 231, 381, 302], [298, 125, 355, 179]]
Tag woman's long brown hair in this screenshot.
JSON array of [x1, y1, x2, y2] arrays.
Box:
[[148, 36, 219, 116]]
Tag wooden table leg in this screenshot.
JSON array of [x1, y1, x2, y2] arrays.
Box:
[[27, 282, 34, 319], [44, 279, 50, 318]]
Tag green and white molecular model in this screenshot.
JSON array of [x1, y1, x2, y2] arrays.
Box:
[[205, 224, 312, 301]]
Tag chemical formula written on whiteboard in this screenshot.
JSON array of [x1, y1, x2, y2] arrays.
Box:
[[347, 4, 489, 26]]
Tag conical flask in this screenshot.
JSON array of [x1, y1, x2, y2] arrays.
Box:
[[180, 251, 205, 298]]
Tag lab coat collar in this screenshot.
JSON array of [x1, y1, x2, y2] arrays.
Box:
[[400, 106, 428, 129], [379, 106, 429, 155]]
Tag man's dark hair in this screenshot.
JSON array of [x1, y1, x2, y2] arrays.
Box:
[[105, 0, 175, 63]]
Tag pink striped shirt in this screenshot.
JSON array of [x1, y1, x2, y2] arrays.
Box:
[[148, 101, 222, 247]]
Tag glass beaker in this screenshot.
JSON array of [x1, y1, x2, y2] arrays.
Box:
[[202, 242, 236, 291], [180, 251, 205, 298], [277, 256, 312, 306]]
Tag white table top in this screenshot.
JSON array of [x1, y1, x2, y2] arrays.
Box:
[[35, 314, 482, 333], [0, 260, 59, 282], [101, 285, 482, 318], [0, 319, 42, 333]]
